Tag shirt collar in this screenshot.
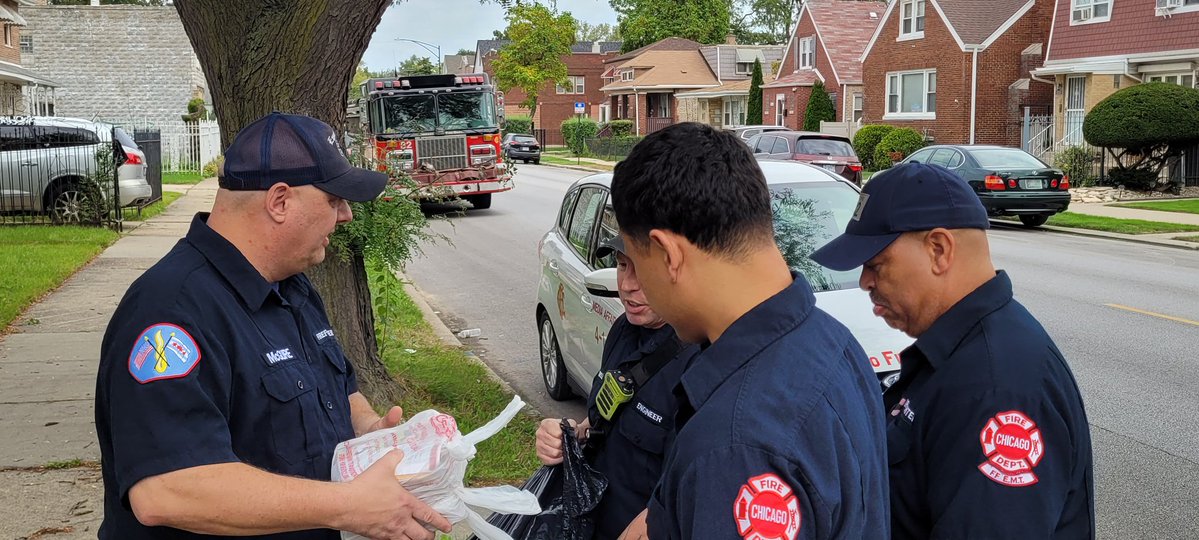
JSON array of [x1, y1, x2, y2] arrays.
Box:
[[185, 212, 280, 312], [912, 270, 1013, 368], [679, 272, 817, 410]]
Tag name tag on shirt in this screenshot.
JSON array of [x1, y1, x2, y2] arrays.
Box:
[[636, 401, 664, 425], [314, 328, 335, 344], [264, 347, 296, 365]]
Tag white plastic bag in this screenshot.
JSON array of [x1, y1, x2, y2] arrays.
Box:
[[331, 395, 541, 540]]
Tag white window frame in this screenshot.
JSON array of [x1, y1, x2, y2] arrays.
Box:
[[775, 94, 787, 125], [1071, 0, 1112, 24], [620, 70, 634, 81], [3, 25, 10, 48], [18, 34, 30, 54], [735, 62, 753, 75], [799, 37, 815, 69], [723, 96, 748, 126], [899, 0, 925, 40], [852, 93, 864, 122], [1147, 72, 1196, 88], [884, 69, 936, 119], [556, 75, 585, 94], [1158, 0, 1199, 14]]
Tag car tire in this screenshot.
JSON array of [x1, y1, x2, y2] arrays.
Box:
[[464, 193, 491, 210], [533, 159, 540, 165], [539, 312, 575, 400], [49, 181, 101, 224], [1019, 214, 1049, 228]]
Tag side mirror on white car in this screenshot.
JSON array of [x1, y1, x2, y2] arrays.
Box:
[[584, 268, 620, 298]]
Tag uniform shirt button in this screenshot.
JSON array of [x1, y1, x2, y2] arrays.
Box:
[[297, 380, 305, 390], [326, 401, 334, 410]]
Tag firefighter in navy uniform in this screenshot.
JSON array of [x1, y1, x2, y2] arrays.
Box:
[[94, 113, 451, 540], [534, 235, 699, 540], [811, 163, 1095, 539]]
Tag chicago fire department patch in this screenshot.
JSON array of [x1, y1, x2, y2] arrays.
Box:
[[734, 473, 801, 540], [978, 410, 1044, 487]]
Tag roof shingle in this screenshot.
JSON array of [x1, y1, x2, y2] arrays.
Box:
[[935, 0, 1031, 45], [805, 0, 885, 84]]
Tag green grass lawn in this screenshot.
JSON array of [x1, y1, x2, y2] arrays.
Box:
[[123, 191, 181, 221], [368, 267, 539, 486], [1112, 199, 1199, 215], [998, 212, 1199, 234], [0, 226, 119, 330], [1175, 235, 1199, 243], [162, 171, 205, 185]]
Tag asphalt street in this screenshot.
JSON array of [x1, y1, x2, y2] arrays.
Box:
[[404, 164, 1199, 538]]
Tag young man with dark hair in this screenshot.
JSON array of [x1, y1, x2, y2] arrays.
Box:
[[608, 122, 889, 540]]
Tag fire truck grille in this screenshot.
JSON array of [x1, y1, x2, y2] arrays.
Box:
[[417, 136, 468, 170]]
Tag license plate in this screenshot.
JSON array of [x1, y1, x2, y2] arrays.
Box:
[[1020, 179, 1046, 189], [822, 164, 837, 171], [521, 146, 531, 151]]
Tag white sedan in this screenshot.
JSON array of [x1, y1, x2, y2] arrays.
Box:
[[534, 160, 911, 400]]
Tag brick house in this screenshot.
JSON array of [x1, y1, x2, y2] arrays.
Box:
[[1031, 0, 1199, 148], [0, 0, 58, 116], [476, 40, 621, 144], [675, 40, 785, 129], [764, 0, 884, 130], [599, 38, 722, 135], [860, 0, 1054, 146]]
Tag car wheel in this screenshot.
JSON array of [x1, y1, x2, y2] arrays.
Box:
[[539, 312, 574, 400], [49, 182, 101, 224], [533, 159, 540, 165], [1019, 214, 1049, 228], [464, 193, 491, 210]]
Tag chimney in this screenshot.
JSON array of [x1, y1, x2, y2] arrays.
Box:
[[90, 0, 100, 5], [725, 34, 737, 45], [592, 41, 601, 54]]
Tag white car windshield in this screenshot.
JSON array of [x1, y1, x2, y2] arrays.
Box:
[[770, 181, 862, 292]]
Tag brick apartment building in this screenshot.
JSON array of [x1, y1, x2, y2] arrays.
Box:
[[860, 0, 1053, 146]]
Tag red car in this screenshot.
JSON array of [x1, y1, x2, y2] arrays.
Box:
[[747, 131, 864, 185]]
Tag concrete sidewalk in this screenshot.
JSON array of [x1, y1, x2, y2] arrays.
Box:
[[0, 179, 216, 539]]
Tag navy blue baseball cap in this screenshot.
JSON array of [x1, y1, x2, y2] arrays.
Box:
[[810, 162, 989, 271], [219, 112, 386, 202]]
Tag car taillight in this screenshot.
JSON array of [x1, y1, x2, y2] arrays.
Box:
[[848, 164, 863, 172], [1008, 179, 1017, 189], [123, 147, 143, 165], [1060, 176, 1071, 190], [984, 175, 1006, 190]]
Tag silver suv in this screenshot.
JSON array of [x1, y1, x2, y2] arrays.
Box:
[[0, 116, 151, 221]]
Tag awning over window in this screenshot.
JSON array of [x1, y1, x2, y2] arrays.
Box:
[[0, 5, 28, 27], [735, 49, 765, 64]]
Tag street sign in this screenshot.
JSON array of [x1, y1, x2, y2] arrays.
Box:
[[574, 102, 586, 114]]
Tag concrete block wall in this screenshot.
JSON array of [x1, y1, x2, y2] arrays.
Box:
[[21, 5, 209, 128]]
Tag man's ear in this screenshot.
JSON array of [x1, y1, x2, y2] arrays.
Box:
[[264, 183, 291, 224], [647, 229, 687, 283], [925, 228, 956, 276]]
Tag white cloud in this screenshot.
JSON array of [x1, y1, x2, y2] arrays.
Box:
[[362, 0, 619, 72]]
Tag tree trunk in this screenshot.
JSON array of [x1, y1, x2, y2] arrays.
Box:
[[175, 0, 404, 406]]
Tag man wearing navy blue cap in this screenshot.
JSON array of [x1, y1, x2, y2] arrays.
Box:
[[811, 163, 1095, 539], [95, 112, 452, 539], [609, 122, 889, 540]]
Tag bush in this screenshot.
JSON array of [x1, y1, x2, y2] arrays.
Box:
[[873, 127, 925, 169], [606, 119, 634, 137], [561, 117, 599, 155], [1107, 167, 1160, 191], [853, 124, 895, 170], [202, 155, 224, 179], [1053, 146, 1095, 188], [503, 115, 533, 136], [803, 81, 836, 132], [585, 135, 643, 160], [1084, 82, 1199, 151]]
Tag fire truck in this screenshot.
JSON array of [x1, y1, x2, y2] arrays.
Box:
[[359, 73, 512, 209]]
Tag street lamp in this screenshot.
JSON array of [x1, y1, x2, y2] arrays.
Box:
[[394, 38, 442, 74]]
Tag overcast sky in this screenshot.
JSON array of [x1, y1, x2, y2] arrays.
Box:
[[362, 0, 619, 72]]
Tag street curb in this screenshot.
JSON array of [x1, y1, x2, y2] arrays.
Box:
[[539, 162, 611, 174], [992, 220, 1199, 250], [393, 270, 537, 415]]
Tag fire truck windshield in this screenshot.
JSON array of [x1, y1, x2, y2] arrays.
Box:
[[373, 91, 497, 134]]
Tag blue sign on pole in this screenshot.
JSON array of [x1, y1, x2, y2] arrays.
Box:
[[574, 102, 586, 114]]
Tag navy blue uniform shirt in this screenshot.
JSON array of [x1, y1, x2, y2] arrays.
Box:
[[95, 213, 358, 540], [584, 314, 697, 540], [647, 274, 890, 540], [883, 271, 1094, 539]]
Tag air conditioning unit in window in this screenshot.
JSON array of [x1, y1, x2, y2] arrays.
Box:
[[1072, 6, 1093, 21], [1162, 0, 1183, 8]]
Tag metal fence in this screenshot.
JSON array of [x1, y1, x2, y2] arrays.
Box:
[[97, 117, 220, 172], [533, 128, 565, 147], [0, 121, 123, 228], [584, 137, 642, 161], [133, 129, 164, 207]]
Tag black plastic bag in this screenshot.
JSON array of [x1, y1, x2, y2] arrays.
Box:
[[471, 419, 608, 540]]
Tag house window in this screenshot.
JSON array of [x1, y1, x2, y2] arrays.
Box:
[[886, 69, 936, 118], [852, 93, 864, 122], [1147, 73, 1196, 88], [556, 75, 585, 94], [1071, 0, 1111, 23], [736, 62, 754, 75], [19, 35, 31, 54], [620, 70, 634, 81], [3, 25, 10, 48], [900, 0, 925, 38], [775, 94, 787, 125], [724, 96, 747, 126], [1157, 0, 1199, 12], [800, 37, 815, 69]]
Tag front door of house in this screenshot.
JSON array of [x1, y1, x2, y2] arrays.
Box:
[[775, 94, 786, 125], [1064, 76, 1086, 145]]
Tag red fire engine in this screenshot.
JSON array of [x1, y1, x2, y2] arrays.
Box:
[[360, 73, 512, 209]]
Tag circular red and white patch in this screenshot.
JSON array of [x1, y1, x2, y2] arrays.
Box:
[[733, 473, 801, 540], [978, 410, 1044, 487]]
